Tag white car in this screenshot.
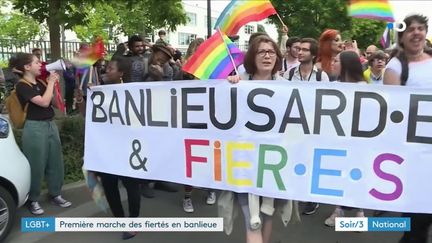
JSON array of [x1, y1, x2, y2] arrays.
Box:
[[0, 115, 31, 242]]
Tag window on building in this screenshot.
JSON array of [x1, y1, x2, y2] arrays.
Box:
[[244, 25, 254, 34], [178, 33, 196, 46], [204, 16, 218, 28], [186, 12, 197, 26]]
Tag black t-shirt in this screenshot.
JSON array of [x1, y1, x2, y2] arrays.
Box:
[[16, 80, 54, 121]]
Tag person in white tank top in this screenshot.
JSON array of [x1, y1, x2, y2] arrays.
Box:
[[384, 15, 432, 87], [383, 14, 432, 243]]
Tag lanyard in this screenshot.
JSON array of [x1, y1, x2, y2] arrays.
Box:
[[299, 65, 313, 81]]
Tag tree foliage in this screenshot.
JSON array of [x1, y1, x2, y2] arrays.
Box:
[[72, 3, 120, 42], [270, 0, 350, 39], [12, 0, 88, 29], [270, 0, 387, 49], [0, 12, 40, 47], [342, 18, 386, 49], [12, 0, 187, 58], [12, 0, 93, 59], [72, 0, 187, 42], [103, 0, 188, 37], [257, 24, 267, 33]]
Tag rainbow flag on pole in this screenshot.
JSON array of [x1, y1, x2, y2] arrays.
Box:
[[182, 32, 244, 80], [349, 0, 395, 22], [72, 37, 105, 68], [214, 0, 277, 36]]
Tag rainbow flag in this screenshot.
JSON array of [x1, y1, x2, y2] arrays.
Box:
[[214, 0, 277, 36], [349, 0, 395, 22], [182, 32, 244, 80], [72, 37, 105, 68]]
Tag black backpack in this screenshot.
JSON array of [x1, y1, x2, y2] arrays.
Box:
[[287, 67, 322, 81]]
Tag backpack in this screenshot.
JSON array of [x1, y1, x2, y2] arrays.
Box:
[[288, 67, 322, 81], [5, 79, 32, 129], [398, 48, 432, 86], [397, 55, 409, 86]]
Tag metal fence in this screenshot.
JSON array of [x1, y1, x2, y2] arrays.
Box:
[[0, 39, 117, 62]]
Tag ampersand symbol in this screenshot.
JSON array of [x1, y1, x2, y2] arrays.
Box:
[[129, 139, 147, 171]]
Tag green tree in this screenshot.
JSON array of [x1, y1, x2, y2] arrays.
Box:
[[342, 18, 386, 50], [0, 12, 40, 47], [72, 3, 120, 42], [270, 0, 387, 49], [12, 0, 91, 60], [270, 0, 351, 39], [13, 0, 187, 59], [72, 0, 187, 42], [114, 0, 188, 37], [257, 24, 267, 33]]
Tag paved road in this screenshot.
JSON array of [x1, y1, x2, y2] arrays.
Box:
[[5, 182, 405, 243]]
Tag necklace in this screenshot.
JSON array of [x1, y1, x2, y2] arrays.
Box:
[[299, 64, 313, 81]]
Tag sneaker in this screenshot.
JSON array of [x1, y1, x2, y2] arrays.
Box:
[[141, 183, 155, 198], [356, 211, 365, 217], [302, 202, 319, 215], [122, 232, 137, 240], [325, 208, 344, 227], [51, 195, 72, 208], [206, 191, 216, 205], [28, 201, 44, 215], [183, 198, 194, 213], [373, 210, 385, 216]]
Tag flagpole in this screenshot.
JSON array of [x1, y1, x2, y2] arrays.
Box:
[[217, 28, 239, 75], [391, 26, 394, 47], [276, 13, 286, 27], [79, 68, 89, 90]]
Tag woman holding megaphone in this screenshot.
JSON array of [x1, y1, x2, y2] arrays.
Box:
[[10, 52, 72, 215]]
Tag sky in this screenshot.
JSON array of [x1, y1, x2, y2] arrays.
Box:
[[186, 0, 432, 38]]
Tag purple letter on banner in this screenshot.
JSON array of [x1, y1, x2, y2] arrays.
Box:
[[369, 153, 404, 201]]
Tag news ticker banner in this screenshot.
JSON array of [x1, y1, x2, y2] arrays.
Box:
[[21, 217, 223, 232], [335, 217, 410, 232], [21, 217, 409, 233], [84, 80, 432, 213]]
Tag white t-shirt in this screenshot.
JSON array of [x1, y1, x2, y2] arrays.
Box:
[[281, 59, 300, 73], [283, 65, 330, 82], [386, 57, 432, 87]]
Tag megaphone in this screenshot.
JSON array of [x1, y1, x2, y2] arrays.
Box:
[[46, 59, 66, 72]]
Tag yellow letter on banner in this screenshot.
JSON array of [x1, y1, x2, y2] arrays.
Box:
[[226, 142, 254, 186]]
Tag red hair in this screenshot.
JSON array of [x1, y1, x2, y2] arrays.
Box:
[[318, 29, 340, 74]]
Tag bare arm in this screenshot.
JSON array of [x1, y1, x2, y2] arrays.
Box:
[[279, 25, 289, 54], [29, 72, 58, 107], [383, 69, 401, 85]]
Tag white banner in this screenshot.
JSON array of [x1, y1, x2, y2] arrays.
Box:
[[84, 80, 432, 213]]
